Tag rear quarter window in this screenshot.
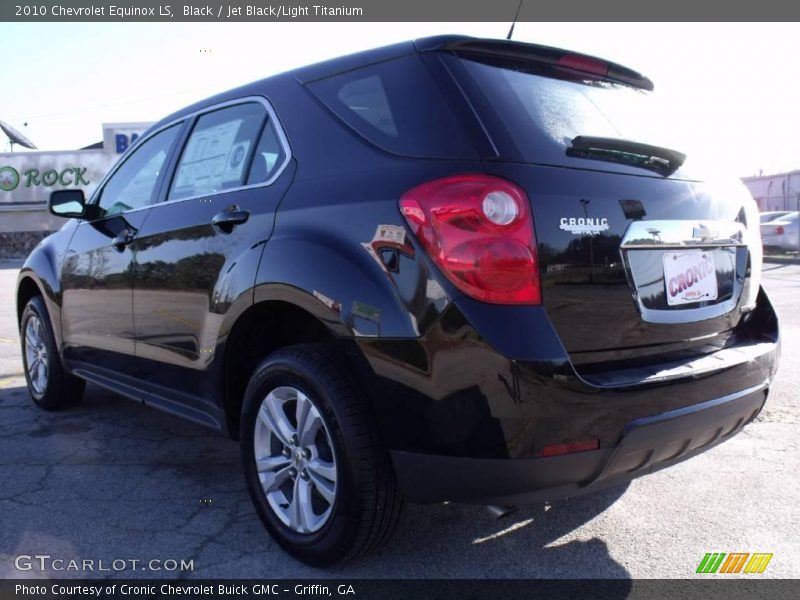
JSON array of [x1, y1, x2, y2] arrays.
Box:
[[306, 54, 477, 159]]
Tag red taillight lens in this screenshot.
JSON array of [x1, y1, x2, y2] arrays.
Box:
[[399, 174, 541, 305], [775, 225, 785, 235]]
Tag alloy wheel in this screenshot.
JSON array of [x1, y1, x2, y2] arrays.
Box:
[[253, 386, 338, 533], [24, 315, 49, 396]]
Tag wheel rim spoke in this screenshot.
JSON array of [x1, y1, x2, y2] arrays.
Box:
[[25, 327, 36, 350], [298, 409, 322, 448], [28, 357, 39, 378], [34, 320, 43, 350], [307, 457, 336, 482], [260, 465, 292, 493], [295, 392, 312, 444], [37, 362, 47, 391], [289, 476, 314, 532], [256, 454, 291, 474], [25, 321, 37, 359], [258, 393, 295, 447], [307, 468, 336, 504]]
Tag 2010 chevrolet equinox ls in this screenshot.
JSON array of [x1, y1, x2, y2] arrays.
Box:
[[17, 36, 779, 566]]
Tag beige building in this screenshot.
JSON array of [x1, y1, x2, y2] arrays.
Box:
[[0, 122, 152, 258], [741, 170, 800, 213]]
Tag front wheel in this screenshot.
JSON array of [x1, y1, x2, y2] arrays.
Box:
[[20, 295, 85, 410], [240, 344, 402, 566]]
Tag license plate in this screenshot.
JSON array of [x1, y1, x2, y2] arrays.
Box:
[[663, 251, 718, 306]]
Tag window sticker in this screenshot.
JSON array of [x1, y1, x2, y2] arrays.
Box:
[[221, 140, 251, 184], [173, 119, 243, 198]]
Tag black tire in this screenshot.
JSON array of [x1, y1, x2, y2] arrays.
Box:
[[20, 295, 85, 411], [240, 344, 403, 566]]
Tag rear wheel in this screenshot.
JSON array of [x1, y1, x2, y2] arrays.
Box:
[[20, 295, 85, 410], [240, 344, 402, 566]]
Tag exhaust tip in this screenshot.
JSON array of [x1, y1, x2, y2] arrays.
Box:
[[485, 505, 518, 519]]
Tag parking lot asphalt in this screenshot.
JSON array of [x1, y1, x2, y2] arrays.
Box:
[[0, 261, 798, 579]]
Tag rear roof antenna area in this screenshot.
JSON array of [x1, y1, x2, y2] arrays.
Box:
[[506, 0, 524, 40]]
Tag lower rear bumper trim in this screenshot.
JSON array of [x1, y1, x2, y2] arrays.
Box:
[[391, 383, 768, 505]]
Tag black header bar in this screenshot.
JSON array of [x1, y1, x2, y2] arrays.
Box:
[[3, 0, 800, 22]]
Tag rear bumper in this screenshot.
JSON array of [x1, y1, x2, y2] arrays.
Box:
[[355, 286, 778, 504], [392, 383, 768, 505]]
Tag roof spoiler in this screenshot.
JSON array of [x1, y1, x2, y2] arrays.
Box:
[[421, 37, 654, 92]]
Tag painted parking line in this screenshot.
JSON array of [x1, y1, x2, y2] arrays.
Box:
[[0, 337, 17, 344], [0, 374, 23, 388]]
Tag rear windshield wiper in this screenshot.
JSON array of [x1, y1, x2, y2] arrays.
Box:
[[567, 136, 686, 176]]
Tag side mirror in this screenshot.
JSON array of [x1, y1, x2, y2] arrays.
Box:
[[49, 189, 89, 219]]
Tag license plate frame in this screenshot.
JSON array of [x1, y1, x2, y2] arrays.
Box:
[[663, 250, 718, 306]]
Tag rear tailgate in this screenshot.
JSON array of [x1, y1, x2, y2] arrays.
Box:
[[439, 43, 762, 364], [484, 162, 758, 362]]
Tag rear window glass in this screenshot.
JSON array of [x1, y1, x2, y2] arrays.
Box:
[[458, 55, 685, 172], [306, 55, 477, 159]]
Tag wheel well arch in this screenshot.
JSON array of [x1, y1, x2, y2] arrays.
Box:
[[16, 276, 42, 324], [222, 300, 338, 440]]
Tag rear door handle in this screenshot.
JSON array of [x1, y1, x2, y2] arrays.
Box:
[[212, 206, 250, 233], [111, 227, 136, 252]]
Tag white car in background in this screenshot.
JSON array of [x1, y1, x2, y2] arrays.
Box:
[[760, 210, 793, 224], [761, 211, 799, 253]]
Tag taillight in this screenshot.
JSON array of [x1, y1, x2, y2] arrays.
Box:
[[775, 225, 785, 235], [399, 174, 541, 305]]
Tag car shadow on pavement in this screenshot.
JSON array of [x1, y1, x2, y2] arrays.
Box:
[[0, 382, 630, 581], [352, 484, 632, 579]]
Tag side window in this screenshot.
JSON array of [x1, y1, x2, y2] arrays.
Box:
[[169, 103, 265, 201], [247, 119, 287, 185], [337, 75, 397, 136], [97, 125, 180, 216], [306, 54, 478, 159]]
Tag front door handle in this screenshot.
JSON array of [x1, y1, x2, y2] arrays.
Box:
[[212, 205, 250, 233], [111, 227, 136, 252]]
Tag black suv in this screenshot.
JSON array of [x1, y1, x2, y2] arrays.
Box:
[[17, 36, 779, 566]]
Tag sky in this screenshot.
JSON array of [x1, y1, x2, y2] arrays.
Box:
[[1, 22, 798, 178]]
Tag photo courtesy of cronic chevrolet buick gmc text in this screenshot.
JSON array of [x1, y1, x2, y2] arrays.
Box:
[[17, 36, 779, 566]]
